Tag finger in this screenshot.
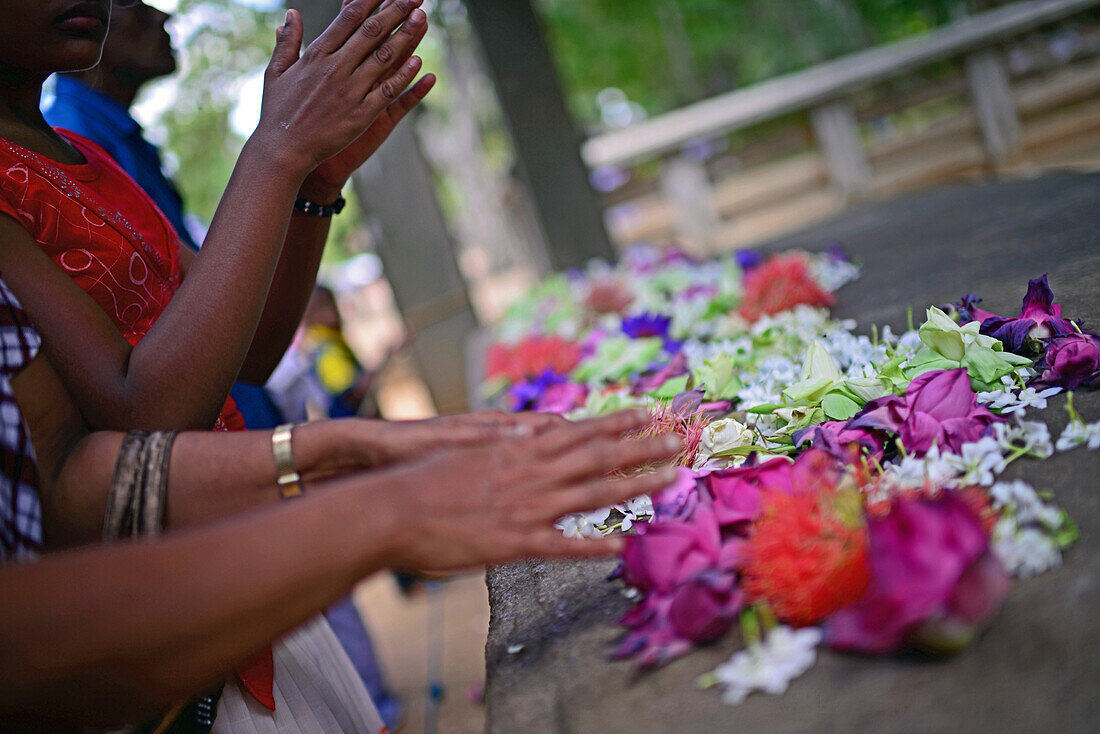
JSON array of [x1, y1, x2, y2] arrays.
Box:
[[364, 11, 428, 88], [308, 0, 384, 56], [544, 466, 680, 520], [362, 56, 422, 111], [524, 533, 625, 560], [267, 10, 304, 78], [543, 434, 681, 485], [533, 409, 651, 458], [343, 0, 424, 69]]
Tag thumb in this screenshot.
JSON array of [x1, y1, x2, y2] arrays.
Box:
[[268, 9, 303, 77]]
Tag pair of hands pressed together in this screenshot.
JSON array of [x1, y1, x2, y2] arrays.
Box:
[[249, 4, 685, 568], [257, 0, 436, 203]]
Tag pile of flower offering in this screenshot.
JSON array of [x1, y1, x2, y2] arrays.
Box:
[[482, 246, 1098, 705]]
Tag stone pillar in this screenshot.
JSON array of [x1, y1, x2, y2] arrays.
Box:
[[811, 99, 873, 198], [464, 0, 617, 271], [965, 48, 1021, 168], [658, 154, 720, 254], [293, 0, 478, 414]]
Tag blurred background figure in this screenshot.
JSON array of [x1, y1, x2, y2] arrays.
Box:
[[43, 0, 199, 251], [271, 285, 382, 421]]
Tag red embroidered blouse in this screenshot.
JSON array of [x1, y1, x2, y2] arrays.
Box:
[[0, 130, 245, 432]]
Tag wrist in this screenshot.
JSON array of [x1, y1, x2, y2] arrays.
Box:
[[298, 175, 346, 207], [243, 128, 314, 185]]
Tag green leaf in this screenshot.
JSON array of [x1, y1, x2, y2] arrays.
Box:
[[649, 374, 690, 399], [822, 392, 861, 420]]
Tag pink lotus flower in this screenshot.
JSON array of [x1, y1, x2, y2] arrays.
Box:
[[978, 275, 1076, 354], [825, 492, 1010, 655], [1032, 331, 1100, 390], [700, 451, 837, 528], [620, 501, 722, 593], [849, 369, 1001, 456], [617, 502, 745, 666]]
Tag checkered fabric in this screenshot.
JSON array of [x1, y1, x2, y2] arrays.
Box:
[[0, 278, 42, 561]]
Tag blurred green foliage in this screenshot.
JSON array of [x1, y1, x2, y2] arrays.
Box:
[[146, 0, 972, 249], [535, 0, 969, 125]]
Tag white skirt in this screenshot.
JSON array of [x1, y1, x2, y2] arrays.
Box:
[[212, 615, 386, 734]]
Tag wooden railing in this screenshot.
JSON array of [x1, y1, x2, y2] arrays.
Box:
[[580, 0, 1100, 252]]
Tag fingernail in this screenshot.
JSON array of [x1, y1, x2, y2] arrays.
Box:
[[285, 10, 292, 23], [409, 8, 425, 24], [631, 408, 650, 422], [662, 435, 681, 451]]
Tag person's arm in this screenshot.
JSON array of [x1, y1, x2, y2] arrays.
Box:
[[43, 411, 566, 548], [0, 411, 680, 731], [0, 1, 430, 431], [216, 5, 436, 385]]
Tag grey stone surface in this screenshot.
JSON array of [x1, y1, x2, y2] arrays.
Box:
[[486, 172, 1100, 734]]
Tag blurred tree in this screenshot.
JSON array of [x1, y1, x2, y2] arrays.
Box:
[[534, 0, 969, 126], [143, 0, 280, 225]]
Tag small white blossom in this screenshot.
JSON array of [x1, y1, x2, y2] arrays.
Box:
[[990, 479, 1063, 529], [978, 386, 1061, 415], [944, 437, 1006, 486], [615, 495, 654, 532], [994, 416, 1054, 459], [712, 627, 822, 706], [555, 507, 612, 539], [1056, 419, 1100, 452], [696, 418, 756, 468], [881, 445, 962, 492], [991, 518, 1062, 579]]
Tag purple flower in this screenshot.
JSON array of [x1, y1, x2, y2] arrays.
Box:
[[1032, 331, 1100, 390], [735, 248, 764, 271], [633, 353, 689, 395], [616, 501, 745, 667], [621, 502, 722, 593], [534, 381, 588, 414], [849, 369, 1001, 456], [950, 294, 1001, 324], [978, 275, 1076, 354], [622, 312, 681, 352], [793, 421, 887, 461], [825, 492, 1010, 655], [652, 468, 702, 522], [508, 369, 566, 411]]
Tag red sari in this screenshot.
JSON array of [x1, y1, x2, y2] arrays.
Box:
[[0, 129, 275, 706], [0, 130, 246, 431]]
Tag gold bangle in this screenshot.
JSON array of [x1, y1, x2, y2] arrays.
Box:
[[272, 423, 304, 499]]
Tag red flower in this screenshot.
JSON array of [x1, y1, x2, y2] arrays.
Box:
[[738, 253, 835, 323], [740, 486, 871, 627], [485, 336, 582, 383]]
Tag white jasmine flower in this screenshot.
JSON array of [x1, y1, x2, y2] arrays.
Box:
[[994, 416, 1054, 459], [944, 437, 1006, 486], [883, 445, 961, 491], [712, 627, 822, 706], [990, 479, 1062, 529], [989, 386, 1062, 415], [1056, 419, 1100, 452], [991, 518, 1062, 579], [555, 507, 612, 539], [615, 495, 654, 532]]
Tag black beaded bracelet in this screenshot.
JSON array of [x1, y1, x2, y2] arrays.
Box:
[[294, 194, 346, 217]]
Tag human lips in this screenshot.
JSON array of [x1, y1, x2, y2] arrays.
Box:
[[54, 2, 109, 33]]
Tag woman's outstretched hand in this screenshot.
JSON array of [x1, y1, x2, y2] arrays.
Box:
[[256, 0, 433, 191], [337, 411, 566, 471], [369, 410, 684, 571]]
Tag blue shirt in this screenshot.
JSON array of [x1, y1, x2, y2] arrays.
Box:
[[43, 76, 199, 251]]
